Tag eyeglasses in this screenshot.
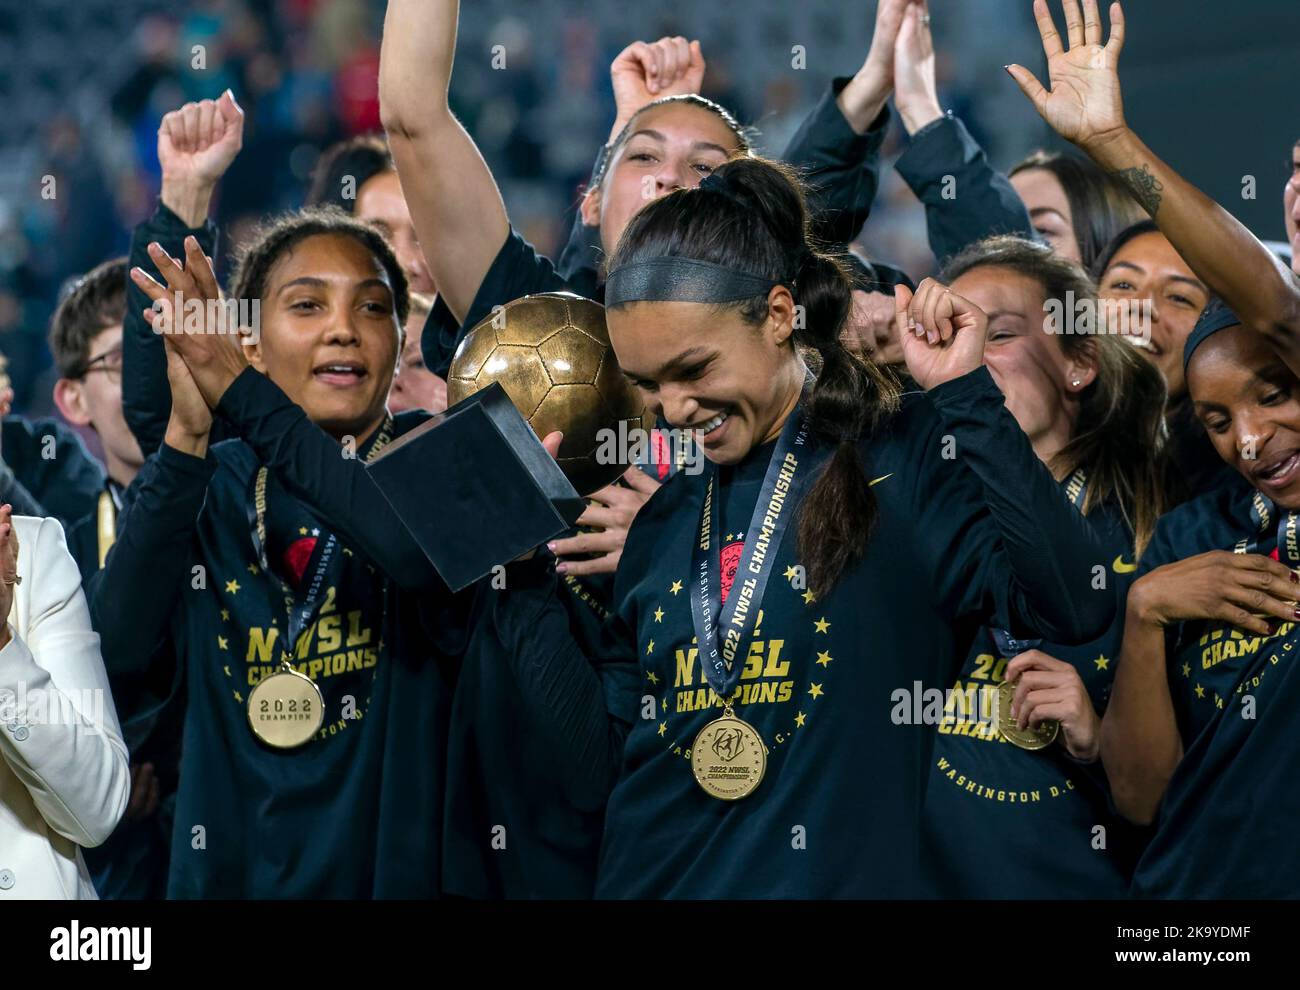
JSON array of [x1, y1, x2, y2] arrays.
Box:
[[81, 346, 124, 384]]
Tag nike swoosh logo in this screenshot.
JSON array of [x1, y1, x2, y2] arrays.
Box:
[[870, 474, 893, 487], [1112, 555, 1137, 574]]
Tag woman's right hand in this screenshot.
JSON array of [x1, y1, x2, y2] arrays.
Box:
[[609, 37, 705, 139], [892, 0, 944, 135], [158, 91, 244, 227], [1130, 551, 1299, 636], [895, 278, 989, 389]]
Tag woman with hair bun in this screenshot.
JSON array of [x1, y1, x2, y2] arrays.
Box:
[[487, 156, 1115, 897]]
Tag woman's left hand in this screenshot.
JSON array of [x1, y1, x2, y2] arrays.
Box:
[[896, 278, 989, 389], [551, 466, 662, 576], [0, 504, 18, 647], [131, 235, 249, 409], [1005, 649, 1103, 762]]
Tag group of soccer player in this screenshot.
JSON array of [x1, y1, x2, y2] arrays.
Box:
[[7, 0, 1300, 899]]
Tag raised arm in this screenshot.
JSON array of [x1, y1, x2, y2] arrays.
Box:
[[893, 1, 1035, 262], [93, 327, 215, 684], [123, 93, 242, 457], [899, 278, 1114, 643], [781, 0, 911, 247], [559, 37, 706, 283], [379, 0, 509, 325], [1007, 0, 1300, 369]]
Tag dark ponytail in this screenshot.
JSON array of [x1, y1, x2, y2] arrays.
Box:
[[608, 157, 899, 597]]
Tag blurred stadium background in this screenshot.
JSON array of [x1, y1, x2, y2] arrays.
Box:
[[1, 0, 1293, 426]]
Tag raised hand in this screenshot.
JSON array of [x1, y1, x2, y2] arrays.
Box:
[[130, 235, 249, 410], [1004, 650, 1102, 761], [550, 466, 662, 576], [892, 0, 943, 135], [1005, 0, 1128, 152], [158, 91, 245, 226], [609, 37, 705, 138], [838, 0, 916, 132], [895, 278, 989, 390]]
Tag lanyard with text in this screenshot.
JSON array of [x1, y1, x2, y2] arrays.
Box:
[[1233, 491, 1300, 568], [689, 404, 819, 705], [239, 415, 393, 749]]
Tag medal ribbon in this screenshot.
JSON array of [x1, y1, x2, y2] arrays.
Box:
[[688, 402, 821, 705], [1232, 491, 1297, 566], [245, 415, 395, 662]]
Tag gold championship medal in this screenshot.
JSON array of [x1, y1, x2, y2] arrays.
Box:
[[247, 661, 324, 749], [996, 680, 1058, 751], [692, 706, 766, 800]]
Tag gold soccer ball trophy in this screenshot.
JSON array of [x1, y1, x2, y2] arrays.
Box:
[[447, 292, 655, 495]]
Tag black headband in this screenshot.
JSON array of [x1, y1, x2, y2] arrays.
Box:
[[604, 256, 780, 306], [1183, 297, 1243, 372]]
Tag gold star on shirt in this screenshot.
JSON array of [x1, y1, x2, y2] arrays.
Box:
[[223, 666, 231, 677], [1195, 684, 1206, 699], [1182, 662, 1191, 678], [646, 640, 655, 655], [225, 580, 241, 595], [233, 691, 243, 703], [647, 671, 659, 685], [657, 722, 667, 737], [342, 547, 353, 557], [653, 607, 664, 623], [813, 617, 830, 634], [784, 566, 798, 580], [816, 651, 833, 668], [220, 609, 230, 622], [801, 590, 816, 605], [794, 711, 807, 727], [247, 563, 259, 575], [808, 683, 824, 700], [299, 527, 308, 536], [217, 636, 228, 651], [1215, 694, 1224, 709], [1094, 654, 1110, 671], [669, 580, 683, 596]]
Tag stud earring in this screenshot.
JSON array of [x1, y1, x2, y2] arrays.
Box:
[[1071, 379, 1082, 388]]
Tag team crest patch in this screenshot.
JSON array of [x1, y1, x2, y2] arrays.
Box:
[[719, 540, 743, 603]]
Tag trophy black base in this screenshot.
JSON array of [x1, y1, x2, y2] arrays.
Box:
[[366, 383, 586, 591]]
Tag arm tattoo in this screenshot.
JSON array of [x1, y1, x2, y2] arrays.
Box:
[[1111, 164, 1164, 217]]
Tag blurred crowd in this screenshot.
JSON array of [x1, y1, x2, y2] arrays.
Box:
[[0, 0, 1020, 438]]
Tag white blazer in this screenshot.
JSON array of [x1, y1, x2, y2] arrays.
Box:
[[0, 516, 130, 899]]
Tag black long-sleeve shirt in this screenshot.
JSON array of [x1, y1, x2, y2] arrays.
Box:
[[781, 76, 890, 249], [92, 400, 460, 898], [894, 113, 1037, 265], [487, 367, 1114, 897], [121, 202, 222, 459]]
